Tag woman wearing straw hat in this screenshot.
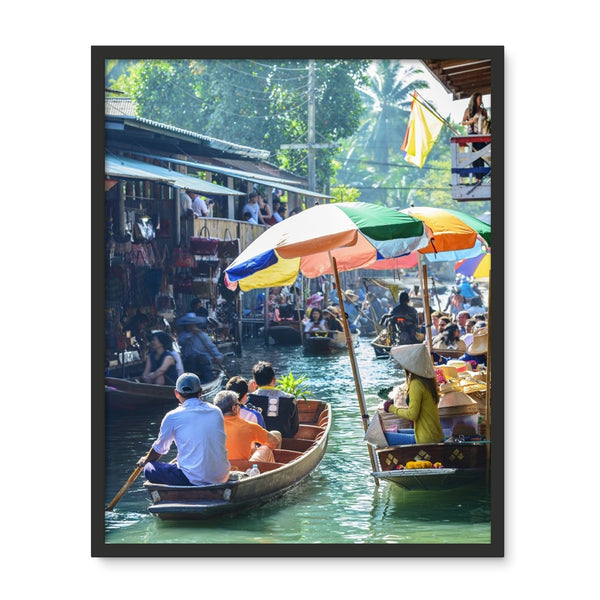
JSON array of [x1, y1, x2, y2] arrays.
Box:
[[383, 344, 444, 444], [460, 326, 488, 366]]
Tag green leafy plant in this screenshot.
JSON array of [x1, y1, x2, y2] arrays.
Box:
[[276, 372, 312, 405]]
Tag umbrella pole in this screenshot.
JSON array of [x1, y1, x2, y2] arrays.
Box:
[[422, 264, 434, 352], [329, 255, 380, 485]]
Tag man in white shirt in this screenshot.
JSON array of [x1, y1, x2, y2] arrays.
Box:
[[137, 373, 230, 485], [191, 192, 214, 218]]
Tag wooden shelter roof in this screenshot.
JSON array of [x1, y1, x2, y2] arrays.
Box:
[[421, 59, 491, 100]]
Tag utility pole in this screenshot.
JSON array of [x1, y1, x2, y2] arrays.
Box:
[[279, 60, 339, 207]]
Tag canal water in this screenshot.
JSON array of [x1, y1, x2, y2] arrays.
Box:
[[104, 336, 491, 546]]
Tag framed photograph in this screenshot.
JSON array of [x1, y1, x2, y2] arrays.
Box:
[[93, 46, 503, 557]]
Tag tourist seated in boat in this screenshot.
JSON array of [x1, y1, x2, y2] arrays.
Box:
[[215, 390, 282, 463], [190, 297, 209, 318], [380, 291, 420, 345], [383, 344, 444, 445], [141, 330, 180, 386], [431, 323, 468, 357], [273, 293, 297, 322], [247, 361, 299, 438], [304, 307, 325, 333], [176, 313, 224, 383], [137, 373, 230, 485], [322, 307, 344, 336], [455, 310, 471, 335], [225, 375, 267, 428], [460, 317, 478, 348]]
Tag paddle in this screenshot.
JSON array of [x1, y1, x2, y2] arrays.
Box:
[[105, 465, 143, 511]]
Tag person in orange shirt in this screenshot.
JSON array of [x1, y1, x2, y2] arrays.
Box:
[[214, 390, 282, 463]]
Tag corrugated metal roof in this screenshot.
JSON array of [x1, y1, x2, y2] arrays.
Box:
[[105, 154, 245, 196], [126, 152, 333, 200], [106, 113, 270, 160]]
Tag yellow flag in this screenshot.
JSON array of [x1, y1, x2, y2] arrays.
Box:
[[401, 95, 443, 168]]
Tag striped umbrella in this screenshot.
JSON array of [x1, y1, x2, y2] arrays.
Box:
[[455, 252, 491, 279], [225, 202, 430, 291], [402, 206, 491, 256]]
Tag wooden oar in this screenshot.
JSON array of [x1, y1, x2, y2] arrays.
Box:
[[105, 465, 143, 511]]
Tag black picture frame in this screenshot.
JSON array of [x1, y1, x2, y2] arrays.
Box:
[[92, 45, 504, 558]]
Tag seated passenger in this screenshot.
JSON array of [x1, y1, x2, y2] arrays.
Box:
[[322, 307, 344, 336], [304, 307, 325, 333], [214, 390, 282, 463], [225, 375, 266, 428], [246, 361, 299, 438], [141, 330, 179, 386]]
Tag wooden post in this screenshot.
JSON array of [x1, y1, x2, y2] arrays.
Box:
[[329, 254, 379, 485], [422, 263, 434, 352]]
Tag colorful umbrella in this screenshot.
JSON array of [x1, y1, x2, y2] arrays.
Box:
[[455, 252, 491, 278], [225, 202, 430, 291], [402, 206, 491, 255]]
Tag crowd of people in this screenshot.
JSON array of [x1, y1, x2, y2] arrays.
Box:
[[136, 361, 297, 487]]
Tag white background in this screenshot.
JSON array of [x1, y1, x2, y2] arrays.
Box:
[[3, 3, 595, 598]]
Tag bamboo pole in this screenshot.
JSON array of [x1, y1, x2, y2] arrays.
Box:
[[329, 254, 379, 485], [422, 264, 434, 352]]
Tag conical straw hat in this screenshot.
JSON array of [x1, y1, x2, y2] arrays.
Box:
[[390, 344, 436, 379]]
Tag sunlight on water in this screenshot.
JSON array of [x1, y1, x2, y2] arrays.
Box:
[[104, 337, 491, 546]]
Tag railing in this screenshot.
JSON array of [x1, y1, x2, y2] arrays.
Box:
[[450, 135, 491, 201], [193, 217, 266, 251]]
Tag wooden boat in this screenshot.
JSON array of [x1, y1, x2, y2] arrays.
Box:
[[105, 369, 224, 412], [371, 440, 489, 491], [143, 399, 331, 519], [303, 330, 356, 355], [371, 329, 392, 358], [259, 320, 302, 346]]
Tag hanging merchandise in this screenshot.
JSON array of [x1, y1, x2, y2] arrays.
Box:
[[190, 225, 219, 256], [173, 246, 194, 268], [191, 257, 220, 278], [217, 228, 240, 259], [133, 216, 155, 243]]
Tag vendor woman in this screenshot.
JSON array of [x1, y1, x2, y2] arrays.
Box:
[[141, 330, 179, 386], [383, 344, 444, 444]]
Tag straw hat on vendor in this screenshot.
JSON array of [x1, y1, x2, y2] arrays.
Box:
[[390, 343, 436, 379], [467, 327, 488, 356]]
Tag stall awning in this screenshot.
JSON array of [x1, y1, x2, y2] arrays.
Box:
[[127, 151, 334, 200], [105, 154, 245, 196]]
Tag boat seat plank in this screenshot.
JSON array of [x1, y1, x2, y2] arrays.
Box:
[[295, 424, 325, 441], [273, 448, 303, 463]]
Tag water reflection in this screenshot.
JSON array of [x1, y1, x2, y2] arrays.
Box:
[[104, 337, 491, 545]]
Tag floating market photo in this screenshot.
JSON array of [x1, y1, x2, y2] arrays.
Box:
[[92, 45, 504, 558]]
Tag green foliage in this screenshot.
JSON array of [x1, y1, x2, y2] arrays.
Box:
[[276, 372, 312, 404], [108, 58, 369, 192]]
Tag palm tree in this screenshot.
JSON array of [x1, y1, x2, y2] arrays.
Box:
[[356, 60, 429, 172]]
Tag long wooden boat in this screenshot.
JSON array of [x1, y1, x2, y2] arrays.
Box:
[[105, 369, 224, 412], [303, 330, 356, 355], [259, 321, 302, 346], [143, 399, 331, 519], [371, 329, 392, 358], [371, 440, 489, 491]]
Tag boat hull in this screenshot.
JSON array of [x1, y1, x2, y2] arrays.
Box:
[[105, 370, 224, 412], [144, 400, 331, 519], [303, 331, 354, 355], [260, 322, 302, 346], [372, 442, 489, 491]]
